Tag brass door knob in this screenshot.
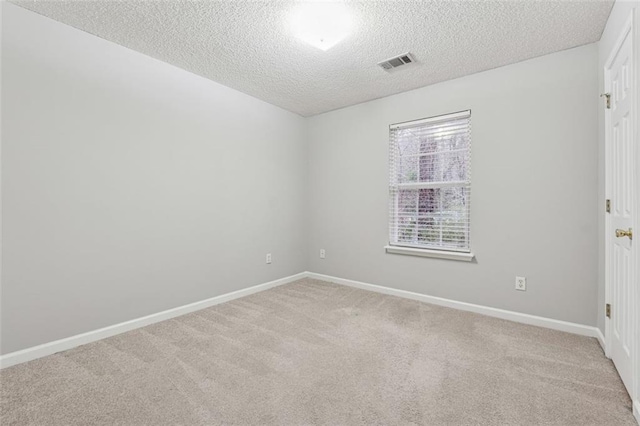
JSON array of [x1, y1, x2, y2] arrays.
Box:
[[615, 228, 633, 240]]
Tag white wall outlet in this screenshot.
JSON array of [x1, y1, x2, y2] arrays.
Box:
[[266, 253, 272, 264], [515, 276, 526, 291], [320, 249, 326, 259]]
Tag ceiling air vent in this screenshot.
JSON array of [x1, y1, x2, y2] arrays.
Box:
[[378, 52, 416, 72]]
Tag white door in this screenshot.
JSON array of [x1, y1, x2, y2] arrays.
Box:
[[606, 23, 635, 397]]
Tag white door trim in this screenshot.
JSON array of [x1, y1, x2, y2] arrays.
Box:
[[603, 9, 639, 414]]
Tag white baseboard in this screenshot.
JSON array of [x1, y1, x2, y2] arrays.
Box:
[[0, 270, 604, 370], [0, 272, 307, 369], [306, 272, 601, 339], [634, 400, 639, 425], [595, 327, 606, 352]]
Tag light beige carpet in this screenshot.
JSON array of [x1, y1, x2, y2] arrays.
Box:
[[0, 278, 635, 425]]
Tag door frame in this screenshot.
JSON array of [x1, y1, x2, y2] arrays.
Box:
[[603, 9, 639, 418]]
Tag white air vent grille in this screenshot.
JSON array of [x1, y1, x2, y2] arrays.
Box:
[[378, 53, 416, 71]]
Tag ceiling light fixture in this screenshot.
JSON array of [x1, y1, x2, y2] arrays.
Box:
[[289, 1, 353, 51]]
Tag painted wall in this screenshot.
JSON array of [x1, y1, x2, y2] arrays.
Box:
[[1, 3, 307, 354], [0, 2, 607, 357], [307, 44, 600, 326]]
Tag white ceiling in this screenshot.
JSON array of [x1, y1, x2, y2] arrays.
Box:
[[12, 1, 613, 117]]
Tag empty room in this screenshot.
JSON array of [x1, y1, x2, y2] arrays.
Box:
[[1, 0, 639, 424]]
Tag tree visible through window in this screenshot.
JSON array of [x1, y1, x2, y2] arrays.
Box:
[[389, 110, 471, 252]]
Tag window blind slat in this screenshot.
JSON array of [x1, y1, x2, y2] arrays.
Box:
[[390, 110, 471, 130], [394, 181, 469, 189]]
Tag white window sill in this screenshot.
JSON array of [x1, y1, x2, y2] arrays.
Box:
[[384, 245, 475, 262]]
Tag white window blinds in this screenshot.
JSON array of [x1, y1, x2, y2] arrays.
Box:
[[389, 110, 471, 252]]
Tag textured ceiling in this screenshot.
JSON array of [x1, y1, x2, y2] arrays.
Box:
[[12, 0, 613, 116]]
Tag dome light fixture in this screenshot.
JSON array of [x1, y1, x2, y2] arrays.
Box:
[[289, 2, 354, 51]]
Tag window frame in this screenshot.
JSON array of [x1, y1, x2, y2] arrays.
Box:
[[386, 110, 474, 261]]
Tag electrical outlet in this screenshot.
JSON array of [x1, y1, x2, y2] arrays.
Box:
[[515, 276, 526, 291], [320, 249, 326, 259], [266, 253, 272, 264]]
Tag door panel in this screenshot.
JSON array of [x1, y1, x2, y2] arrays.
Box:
[[607, 29, 634, 396]]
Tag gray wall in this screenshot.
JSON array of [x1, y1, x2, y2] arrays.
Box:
[[1, 4, 307, 354], [1, 3, 605, 356], [307, 44, 600, 326], [596, 0, 639, 336]]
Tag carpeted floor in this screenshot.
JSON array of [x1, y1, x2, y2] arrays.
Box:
[[0, 278, 635, 425]]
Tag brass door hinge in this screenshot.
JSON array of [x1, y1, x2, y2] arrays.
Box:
[[606, 199, 611, 213], [601, 93, 611, 109], [606, 303, 611, 319]]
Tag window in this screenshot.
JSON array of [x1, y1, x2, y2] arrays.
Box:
[[388, 110, 471, 255]]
